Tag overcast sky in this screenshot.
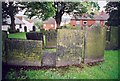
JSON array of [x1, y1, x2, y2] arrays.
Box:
[[98, 0, 107, 11]]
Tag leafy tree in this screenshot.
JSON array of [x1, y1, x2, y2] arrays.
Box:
[[22, 2, 100, 27], [104, 2, 120, 26], [34, 21, 43, 30], [81, 1, 100, 15], [2, 2, 23, 31]]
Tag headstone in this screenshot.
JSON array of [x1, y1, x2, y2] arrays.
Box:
[[26, 32, 44, 46], [2, 31, 8, 62], [84, 25, 106, 64], [5, 39, 42, 66], [41, 52, 56, 67], [105, 26, 119, 50], [56, 29, 84, 67], [45, 30, 57, 48]]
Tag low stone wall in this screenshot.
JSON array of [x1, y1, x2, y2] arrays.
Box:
[[5, 39, 42, 66], [84, 25, 106, 63], [56, 29, 84, 66]]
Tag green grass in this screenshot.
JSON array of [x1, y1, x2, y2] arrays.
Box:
[[5, 50, 119, 79], [8, 32, 26, 39]]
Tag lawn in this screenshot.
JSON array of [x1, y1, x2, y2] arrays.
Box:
[[8, 32, 26, 39], [4, 50, 119, 79]]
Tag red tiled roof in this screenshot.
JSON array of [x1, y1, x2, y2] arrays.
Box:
[[71, 11, 109, 21]]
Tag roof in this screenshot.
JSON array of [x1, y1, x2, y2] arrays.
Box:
[[3, 17, 25, 25], [71, 11, 109, 21], [43, 18, 56, 24], [16, 16, 23, 21]]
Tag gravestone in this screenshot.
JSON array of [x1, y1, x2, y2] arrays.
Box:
[[5, 39, 42, 66], [41, 52, 56, 67], [105, 26, 119, 50], [2, 31, 8, 62], [84, 25, 106, 64], [45, 30, 57, 48], [56, 29, 84, 67], [26, 32, 44, 46]]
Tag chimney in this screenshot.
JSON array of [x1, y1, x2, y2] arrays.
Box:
[[100, 10, 104, 15]]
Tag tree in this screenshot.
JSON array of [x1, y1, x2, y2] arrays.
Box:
[[104, 2, 120, 26], [34, 21, 43, 30], [22, 2, 100, 27], [81, 1, 100, 15], [2, 2, 23, 30]]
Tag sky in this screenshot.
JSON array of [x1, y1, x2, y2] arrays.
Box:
[[98, 0, 107, 11]]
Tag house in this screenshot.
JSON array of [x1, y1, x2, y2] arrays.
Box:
[[2, 16, 35, 32], [16, 16, 34, 32], [70, 11, 109, 28], [43, 17, 57, 30], [2, 17, 25, 31]]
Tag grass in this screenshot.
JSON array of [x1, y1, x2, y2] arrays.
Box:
[[8, 32, 26, 39], [8, 32, 47, 45], [4, 50, 119, 79]]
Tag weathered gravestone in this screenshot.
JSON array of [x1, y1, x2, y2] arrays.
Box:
[[41, 52, 56, 67], [26, 32, 44, 46], [56, 29, 84, 67], [45, 30, 57, 48], [2, 31, 8, 62], [84, 25, 106, 64], [105, 26, 119, 50], [5, 39, 42, 66]]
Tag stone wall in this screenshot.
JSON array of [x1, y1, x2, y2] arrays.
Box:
[[56, 29, 84, 66], [5, 39, 42, 66], [84, 25, 106, 64]]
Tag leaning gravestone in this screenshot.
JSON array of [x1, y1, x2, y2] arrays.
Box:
[[84, 24, 106, 64], [45, 30, 57, 48], [56, 29, 84, 67]]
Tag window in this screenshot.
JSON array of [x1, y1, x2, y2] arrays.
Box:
[[44, 24, 46, 27], [76, 21, 80, 26], [51, 24, 54, 27], [19, 24, 22, 28], [73, 25, 75, 26], [83, 21, 87, 26]]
